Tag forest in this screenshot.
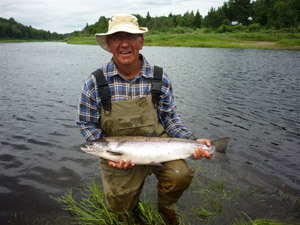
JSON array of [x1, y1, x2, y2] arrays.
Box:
[[0, 17, 65, 40], [1, 0, 299, 40], [83, 0, 300, 35]]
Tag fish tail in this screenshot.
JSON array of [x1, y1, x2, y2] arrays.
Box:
[[212, 137, 229, 153]]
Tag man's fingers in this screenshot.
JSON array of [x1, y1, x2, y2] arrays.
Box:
[[196, 138, 211, 147], [107, 159, 134, 169], [194, 147, 211, 160], [124, 159, 134, 168]]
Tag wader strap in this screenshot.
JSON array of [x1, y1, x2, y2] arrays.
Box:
[[92, 69, 112, 114], [151, 66, 163, 108], [93, 66, 162, 111]]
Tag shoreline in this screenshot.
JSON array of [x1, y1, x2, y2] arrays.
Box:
[[1, 32, 300, 51]]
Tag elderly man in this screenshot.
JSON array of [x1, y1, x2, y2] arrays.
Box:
[[77, 14, 211, 224]]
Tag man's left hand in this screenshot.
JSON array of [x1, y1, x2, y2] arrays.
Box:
[[193, 139, 211, 160]]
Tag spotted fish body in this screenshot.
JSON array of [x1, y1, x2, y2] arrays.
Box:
[[81, 136, 229, 165]]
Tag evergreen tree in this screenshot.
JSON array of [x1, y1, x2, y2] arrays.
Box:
[[194, 10, 202, 28], [232, 0, 252, 25]]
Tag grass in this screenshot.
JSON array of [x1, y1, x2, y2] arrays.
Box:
[[144, 32, 300, 50], [2, 31, 299, 50], [50, 178, 299, 225], [0, 38, 50, 43], [62, 31, 300, 50], [63, 35, 97, 45], [52, 180, 168, 225], [232, 213, 288, 225]]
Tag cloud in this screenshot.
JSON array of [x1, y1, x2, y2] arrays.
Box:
[[0, 0, 225, 33]]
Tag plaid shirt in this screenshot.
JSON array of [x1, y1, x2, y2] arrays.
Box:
[[77, 54, 195, 141]]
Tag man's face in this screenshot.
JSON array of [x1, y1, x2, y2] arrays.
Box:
[[107, 32, 144, 67]]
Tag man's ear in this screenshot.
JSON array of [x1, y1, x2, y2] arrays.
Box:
[[106, 37, 112, 52], [139, 35, 144, 50]]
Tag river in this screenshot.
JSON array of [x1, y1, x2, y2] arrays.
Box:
[[0, 42, 299, 224]]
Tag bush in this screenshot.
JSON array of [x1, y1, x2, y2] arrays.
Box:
[[247, 23, 262, 32], [201, 27, 214, 33], [232, 24, 246, 32], [216, 25, 233, 33], [173, 26, 186, 34]]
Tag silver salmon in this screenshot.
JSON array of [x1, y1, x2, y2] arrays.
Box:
[[81, 136, 229, 165]]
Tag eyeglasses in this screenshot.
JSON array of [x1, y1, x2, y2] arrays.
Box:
[[108, 34, 140, 43]]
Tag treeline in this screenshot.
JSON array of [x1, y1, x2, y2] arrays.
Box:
[[83, 0, 300, 35], [0, 17, 65, 40]]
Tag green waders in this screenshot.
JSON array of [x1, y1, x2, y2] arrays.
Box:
[[99, 96, 194, 213]]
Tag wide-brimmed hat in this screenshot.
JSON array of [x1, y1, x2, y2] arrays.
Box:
[[95, 14, 148, 52]]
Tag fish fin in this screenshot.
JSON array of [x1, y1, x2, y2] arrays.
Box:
[[187, 155, 195, 160], [214, 152, 230, 164], [151, 163, 163, 166], [212, 137, 229, 153], [107, 150, 123, 156]]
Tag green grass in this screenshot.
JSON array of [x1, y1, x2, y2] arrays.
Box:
[[232, 213, 288, 225], [144, 32, 300, 50], [52, 180, 169, 225], [62, 31, 300, 50], [0, 38, 51, 43], [64, 35, 97, 45], [50, 179, 299, 225], [2, 31, 299, 50]]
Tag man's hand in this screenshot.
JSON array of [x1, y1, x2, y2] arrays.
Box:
[[193, 139, 211, 160], [107, 159, 135, 169]]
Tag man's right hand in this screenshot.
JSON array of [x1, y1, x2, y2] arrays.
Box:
[[107, 159, 135, 169]]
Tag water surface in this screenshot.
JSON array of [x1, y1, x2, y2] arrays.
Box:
[[0, 42, 299, 224]]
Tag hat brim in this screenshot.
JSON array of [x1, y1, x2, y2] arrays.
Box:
[[95, 26, 148, 52]]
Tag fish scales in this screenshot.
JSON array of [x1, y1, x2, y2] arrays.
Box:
[[81, 136, 229, 165]]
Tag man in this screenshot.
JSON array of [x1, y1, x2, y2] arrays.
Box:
[[77, 14, 211, 224]]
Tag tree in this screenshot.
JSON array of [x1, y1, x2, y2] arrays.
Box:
[[203, 7, 223, 28], [252, 0, 269, 26], [194, 10, 202, 28], [232, 0, 252, 25], [272, 0, 300, 28]]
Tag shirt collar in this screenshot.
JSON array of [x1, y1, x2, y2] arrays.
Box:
[[106, 54, 154, 79]]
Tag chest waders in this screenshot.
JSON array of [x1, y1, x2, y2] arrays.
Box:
[[93, 66, 165, 137], [93, 67, 194, 215]]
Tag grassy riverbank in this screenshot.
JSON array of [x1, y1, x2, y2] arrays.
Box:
[[0, 39, 51, 43], [63, 31, 300, 50], [2, 31, 299, 50]]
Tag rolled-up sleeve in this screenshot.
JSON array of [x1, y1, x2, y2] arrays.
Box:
[[77, 75, 102, 141]]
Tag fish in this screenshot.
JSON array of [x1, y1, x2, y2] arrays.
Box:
[[81, 136, 229, 165]]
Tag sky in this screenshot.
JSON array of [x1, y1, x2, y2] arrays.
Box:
[[1, 0, 226, 34]]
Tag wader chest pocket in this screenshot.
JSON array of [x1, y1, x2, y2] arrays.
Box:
[[100, 96, 165, 137], [116, 112, 156, 136]]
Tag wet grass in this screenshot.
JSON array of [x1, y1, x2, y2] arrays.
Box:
[[50, 178, 300, 225], [52, 180, 168, 225]]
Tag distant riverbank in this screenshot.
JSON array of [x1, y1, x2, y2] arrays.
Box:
[[62, 31, 300, 51], [2, 31, 300, 51]]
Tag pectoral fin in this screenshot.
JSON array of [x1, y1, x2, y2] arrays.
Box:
[[107, 150, 123, 156]]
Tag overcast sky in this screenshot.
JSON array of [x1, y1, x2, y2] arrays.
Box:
[[1, 0, 225, 34]]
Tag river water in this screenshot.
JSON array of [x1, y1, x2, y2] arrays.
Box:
[[0, 42, 299, 224]]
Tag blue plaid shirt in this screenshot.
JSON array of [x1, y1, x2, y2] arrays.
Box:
[[77, 54, 195, 141]]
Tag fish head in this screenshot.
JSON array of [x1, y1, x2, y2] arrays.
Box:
[[80, 141, 110, 157]]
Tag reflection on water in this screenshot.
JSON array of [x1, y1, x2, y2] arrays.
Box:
[[0, 42, 299, 224]]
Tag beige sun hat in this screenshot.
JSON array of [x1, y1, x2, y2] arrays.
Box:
[[95, 14, 148, 52]]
